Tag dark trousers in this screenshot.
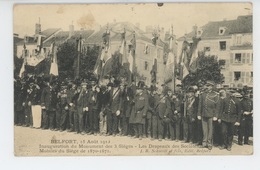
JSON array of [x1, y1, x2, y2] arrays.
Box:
[[24, 106, 32, 126], [15, 110, 25, 125], [42, 110, 56, 129], [144, 117, 152, 137], [107, 112, 119, 135], [74, 110, 85, 133], [152, 116, 164, 139], [60, 109, 69, 131], [183, 117, 196, 142], [55, 108, 61, 130], [134, 123, 143, 137], [221, 121, 235, 148], [121, 115, 129, 136], [202, 117, 213, 147], [89, 109, 99, 133], [68, 109, 75, 131], [238, 117, 252, 144], [196, 120, 203, 145], [213, 121, 222, 146]]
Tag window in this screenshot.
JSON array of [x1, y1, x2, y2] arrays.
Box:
[[219, 59, 226, 69], [219, 41, 226, 51], [144, 61, 149, 70], [235, 53, 241, 63], [219, 27, 225, 35], [236, 34, 242, 45], [251, 72, 253, 83], [204, 47, 210, 52], [234, 72, 241, 81], [251, 53, 253, 63]]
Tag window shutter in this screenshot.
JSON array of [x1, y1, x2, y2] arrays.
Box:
[[230, 53, 233, 64], [242, 53, 246, 63], [246, 72, 250, 83], [229, 72, 233, 82], [241, 72, 245, 83], [246, 53, 250, 63]]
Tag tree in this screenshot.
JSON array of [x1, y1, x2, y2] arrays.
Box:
[[56, 42, 99, 81], [80, 45, 99, 78], [57, 42, 77, 80], [182, 53, 224, 90]]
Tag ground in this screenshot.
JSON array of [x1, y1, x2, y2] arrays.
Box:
[[14, 126, 253, 156]]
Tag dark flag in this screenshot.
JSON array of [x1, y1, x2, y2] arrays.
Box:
[[150, 33, 159, 84]]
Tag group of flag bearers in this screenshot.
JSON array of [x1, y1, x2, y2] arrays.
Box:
[[15, 25, 252, 152], [14, 75, 253, 151]]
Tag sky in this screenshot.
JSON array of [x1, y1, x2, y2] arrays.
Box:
[[14, 3, 252, 38]]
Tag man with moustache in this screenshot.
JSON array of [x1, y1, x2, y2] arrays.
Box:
[[197, 81, 220, 150]]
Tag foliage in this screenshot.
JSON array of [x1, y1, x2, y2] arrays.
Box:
[[182, 53, 224, 89], [57, 42, 99, 81], [57, 42, 77, 80]]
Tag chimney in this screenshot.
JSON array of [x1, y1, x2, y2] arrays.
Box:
[[69, 23, 74, 38], [35, 18, 41, 35]]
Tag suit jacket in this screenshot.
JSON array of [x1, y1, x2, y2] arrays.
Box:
[[109, 87, 122, 113], [155, 95, 171, 119], [219, 96, 242, 123], [129, 91, 149, 124], [198, 91, 220, 118], [41, 86, 58, 111]]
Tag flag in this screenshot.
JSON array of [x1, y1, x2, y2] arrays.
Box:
[[19, 44, 27, 78], [50, 43, 59, 76], [128, 51, 134, 72], [150, 47, 158, 84], [37, 35, 42, 52], [164, 36, 175, 82], [178, 41, 190, 80], [189, 37, 201, 73]]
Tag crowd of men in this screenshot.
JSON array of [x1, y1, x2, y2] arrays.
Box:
[[14, 75, 253, 151]]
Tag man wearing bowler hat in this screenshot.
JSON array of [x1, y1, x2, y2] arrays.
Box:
[[197, 80, 220, 150]]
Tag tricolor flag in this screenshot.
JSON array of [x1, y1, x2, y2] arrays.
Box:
[[49, 42, 59, 76], [128, 51, 134, 73], [189, 37, 201, 73], [165, 36, 175, 82], [178, 41, 190, 80], [19, 43, 27, 78]]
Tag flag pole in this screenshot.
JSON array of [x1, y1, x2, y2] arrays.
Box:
[[171, 25, 176, 93]]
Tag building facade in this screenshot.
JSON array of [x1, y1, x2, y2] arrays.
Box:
[[177, 15, 252, 88]]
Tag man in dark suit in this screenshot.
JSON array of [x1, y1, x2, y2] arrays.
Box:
[[197, 81, 220, 150], [218, 92, 242, 151], [75, 82, 90, 134], [107, 80, 122, 136], [183, 87, 197, 143], [129, 81, 149, 140], [41, 80, 58, 130]]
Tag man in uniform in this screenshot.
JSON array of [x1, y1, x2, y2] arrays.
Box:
[[238, 91, 253, 145], [218, 92, 242, 151], [197, 81, 220, 150], [174, 84, 184, 141], [129, 81, 149, 140]]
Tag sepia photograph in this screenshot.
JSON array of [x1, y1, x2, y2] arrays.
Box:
[[13, 3, 253, 156]]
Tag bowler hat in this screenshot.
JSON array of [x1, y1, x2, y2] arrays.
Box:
[[137, 81, 145, 89]]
